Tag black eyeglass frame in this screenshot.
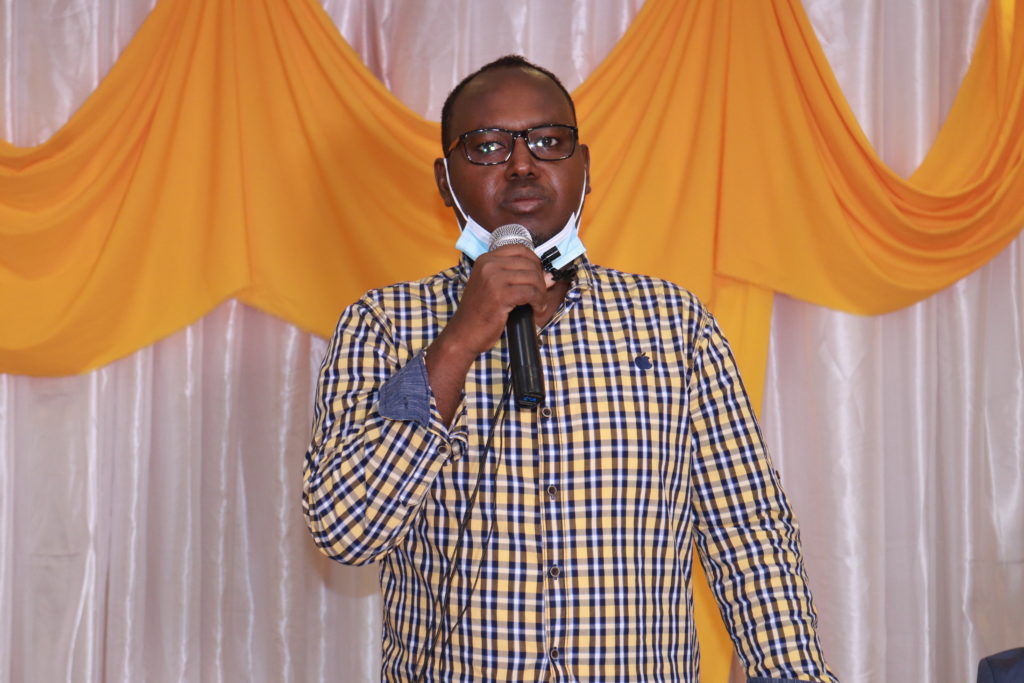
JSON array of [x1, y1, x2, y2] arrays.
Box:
[[445, 123, 579, 166]]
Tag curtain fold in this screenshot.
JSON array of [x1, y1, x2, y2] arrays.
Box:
[[3, 0, 1023, 376], [715, 0, 1024, 312], [763, 2, 1024, 679]]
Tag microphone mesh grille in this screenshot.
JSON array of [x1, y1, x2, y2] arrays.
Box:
[[489, 223, 533, 251]]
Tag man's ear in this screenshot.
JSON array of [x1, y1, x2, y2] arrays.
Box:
[[434, 158, 453, 207], [581, 144, 592, 195]]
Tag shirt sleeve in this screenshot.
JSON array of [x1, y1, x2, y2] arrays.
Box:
[[687, 308, 837, 682], [302, 298, 466, 566]]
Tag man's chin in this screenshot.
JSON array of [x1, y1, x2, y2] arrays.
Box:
[[518, 224, 558, 247], [528, 227, 561, 246]]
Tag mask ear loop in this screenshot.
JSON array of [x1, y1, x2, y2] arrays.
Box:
[[443, 158, 470, 228], [573, 168, 588, 230], [446, 160, 587, 273], [533, 169, 588, 263]]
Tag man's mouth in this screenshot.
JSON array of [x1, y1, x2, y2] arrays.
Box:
[[503, 190, 548, 213]]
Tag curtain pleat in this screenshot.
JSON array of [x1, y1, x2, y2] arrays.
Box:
[[3, 0, 1023, 375], [764, 2, 1024, 680]]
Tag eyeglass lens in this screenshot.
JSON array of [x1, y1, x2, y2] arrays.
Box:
[[462, 126, 576, 164]]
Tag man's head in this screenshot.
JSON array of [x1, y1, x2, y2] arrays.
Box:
[[434, 56, 590, 245]]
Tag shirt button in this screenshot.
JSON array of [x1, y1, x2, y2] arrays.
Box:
[[546, 484, 558, 499], [540, 406, 553, 419], [549, 565, 560, 578], [550, 646, 560, 661], [437, 444, 449, 456]]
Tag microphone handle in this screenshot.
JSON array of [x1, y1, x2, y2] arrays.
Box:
[[506, 304, 544, 408]]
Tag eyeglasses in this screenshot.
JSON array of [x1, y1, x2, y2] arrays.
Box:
[[446, 124, 578, 165]]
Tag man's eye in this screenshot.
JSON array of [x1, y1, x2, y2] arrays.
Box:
[[533, 135, 560, 148], [474, 140, 506, 155]]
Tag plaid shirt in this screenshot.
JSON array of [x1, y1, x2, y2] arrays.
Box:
[[303, 257, 835, 682]]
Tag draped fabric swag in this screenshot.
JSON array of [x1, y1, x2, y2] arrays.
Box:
[[3, 0, 1022, 379], [1, 0, 1023, 681]]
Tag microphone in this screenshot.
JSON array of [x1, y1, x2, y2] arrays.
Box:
[[489, 224, 545, 409]]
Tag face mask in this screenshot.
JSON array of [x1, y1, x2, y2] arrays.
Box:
[[443, 158, 587, 271]]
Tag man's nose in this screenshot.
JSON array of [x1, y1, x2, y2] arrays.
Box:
[[505, 136, 537, 177]]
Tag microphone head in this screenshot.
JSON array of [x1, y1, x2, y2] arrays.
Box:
[[488, 223, 533, 252]]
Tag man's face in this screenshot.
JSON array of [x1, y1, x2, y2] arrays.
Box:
[[434, 67, 590, 245]]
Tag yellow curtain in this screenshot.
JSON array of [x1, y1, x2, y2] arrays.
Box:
[[2, 0, 1022, 377], [2, 0, 1023, 678]]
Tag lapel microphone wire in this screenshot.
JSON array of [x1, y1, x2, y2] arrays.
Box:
[[412, 368, 513, 683]]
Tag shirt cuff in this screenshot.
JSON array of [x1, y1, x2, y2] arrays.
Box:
[[378, 351, 433, 428]]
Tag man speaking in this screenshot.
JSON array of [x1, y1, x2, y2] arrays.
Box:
[[303, 55, 836, 682]]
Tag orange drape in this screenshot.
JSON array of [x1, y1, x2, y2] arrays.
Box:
[[2, 0, 1021, 377], [2, 0, 1023, 679]]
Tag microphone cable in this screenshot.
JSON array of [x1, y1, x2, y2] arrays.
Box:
[[412, 369, 512, 683]]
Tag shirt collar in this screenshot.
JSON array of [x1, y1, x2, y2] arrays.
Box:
[[453, 254, 593, 295]]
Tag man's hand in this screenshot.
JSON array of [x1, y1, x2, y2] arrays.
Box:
[[425, 245, 552, 425], [449, 245, 551, 354]]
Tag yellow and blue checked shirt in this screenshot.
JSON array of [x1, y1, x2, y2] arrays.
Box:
[[303, 257, 835, 682]]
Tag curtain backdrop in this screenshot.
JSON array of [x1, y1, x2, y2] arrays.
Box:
[[1, 1, 1022, 682], [3, 0, 1023, 377], [762, 2, 1024, 681]]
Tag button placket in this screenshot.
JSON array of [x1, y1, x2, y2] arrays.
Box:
[[536, 332, 570, 679], [541, 407, 558, 500]]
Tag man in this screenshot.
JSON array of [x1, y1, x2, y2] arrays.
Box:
[[303, 55, 836, 682]]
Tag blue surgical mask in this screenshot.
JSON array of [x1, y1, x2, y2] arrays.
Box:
[[443, 158, 587, 271]]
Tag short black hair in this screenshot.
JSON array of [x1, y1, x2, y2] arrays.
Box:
[[440, 55, 577, 151]]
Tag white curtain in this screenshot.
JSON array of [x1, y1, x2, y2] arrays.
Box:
[[1, 1, 1021, 682], [763, 3, 1024, 682]]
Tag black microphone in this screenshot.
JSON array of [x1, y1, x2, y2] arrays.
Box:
[[488, 224, 545, 409]]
